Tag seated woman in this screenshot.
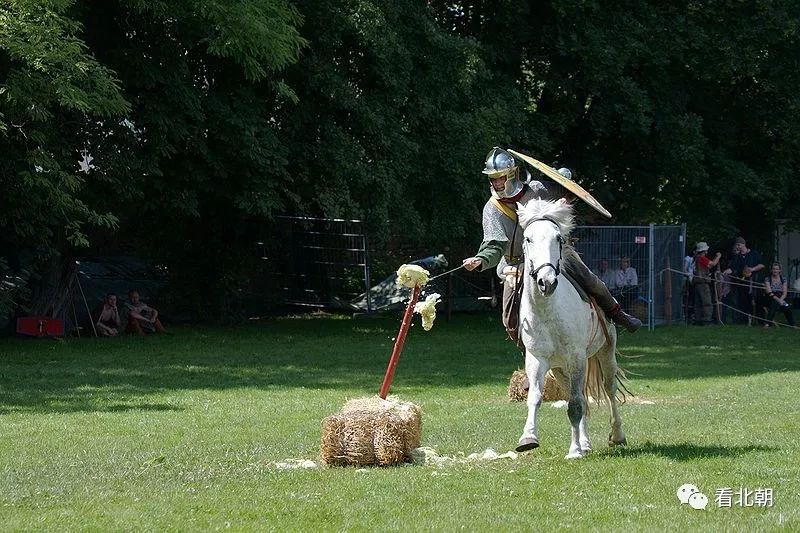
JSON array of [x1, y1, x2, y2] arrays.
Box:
[[95, 294, 121, 336], [614, 256, 639, 314], [763, 263, 795, 328], [125, 290, 167, 335]]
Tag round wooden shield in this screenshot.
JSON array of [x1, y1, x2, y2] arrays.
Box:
[[508, 149, 612, 219]]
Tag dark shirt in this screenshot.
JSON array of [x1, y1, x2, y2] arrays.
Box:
[[729, 249, 763, 282]]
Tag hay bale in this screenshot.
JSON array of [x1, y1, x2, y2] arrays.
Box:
[[543, 371, 568, 401], [321, 397, 421, 466], [508, 369, 528, 401], [507, 369, 568, 402]]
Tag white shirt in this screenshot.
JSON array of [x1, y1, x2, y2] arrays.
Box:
[[616, 267, 638, 287], [683, 255, 694, 280]]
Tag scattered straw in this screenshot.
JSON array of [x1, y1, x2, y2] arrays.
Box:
[[321, 396, 422, 467], [274, 459, 319, 470], [411, 447, 518, 466], [396, 264, 429, 289]]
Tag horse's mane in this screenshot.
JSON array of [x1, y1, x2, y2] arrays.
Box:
[[518, 199, 575, 238]]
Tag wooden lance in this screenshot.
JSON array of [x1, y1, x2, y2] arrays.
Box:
[[379, 285, 421, 399]]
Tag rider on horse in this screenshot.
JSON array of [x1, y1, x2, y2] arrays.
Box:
[[462, 146, 642, 341]]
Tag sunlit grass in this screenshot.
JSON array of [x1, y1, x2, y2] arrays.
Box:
[[1, 315, 798, 530]]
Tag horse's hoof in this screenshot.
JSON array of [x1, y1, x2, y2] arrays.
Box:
[[564, 451, 584, 460], [608, 435, 627, 447], [515, 437, 540, 452]]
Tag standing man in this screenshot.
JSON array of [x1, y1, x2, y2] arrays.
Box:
[[723, 237, 765, 323], [691, 242, 721, 325], [462, 147, 641, 342]]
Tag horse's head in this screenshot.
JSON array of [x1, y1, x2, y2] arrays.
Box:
[[518, 199, 575, 297]]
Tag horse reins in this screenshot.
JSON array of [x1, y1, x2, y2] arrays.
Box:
[[527, 216, 563, 280]]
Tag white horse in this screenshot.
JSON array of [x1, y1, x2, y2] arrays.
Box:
[[515, 199, 627, 459]]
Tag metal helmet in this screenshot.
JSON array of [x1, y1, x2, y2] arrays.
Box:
[[482, 147, 524, 199], [557, 167, 573, 180]]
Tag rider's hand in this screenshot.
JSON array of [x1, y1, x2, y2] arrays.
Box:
[[462, 257, 483, 271]]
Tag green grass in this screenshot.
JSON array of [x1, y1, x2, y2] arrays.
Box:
[[1, 314, 799, 531]]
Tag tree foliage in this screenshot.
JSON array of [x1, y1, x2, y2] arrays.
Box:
[[2, 0, 800, 320], [0, 0, 128, 252]]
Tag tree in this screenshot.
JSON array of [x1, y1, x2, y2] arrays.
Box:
[[4, 0, 800, 322], [514, 0, 800, 243], [1, 0, 307, 320], [279, 0, 523, 252], [0, 0, 129, 252]]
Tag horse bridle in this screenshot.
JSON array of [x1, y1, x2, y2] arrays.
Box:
[[525, 216, 563, 280]]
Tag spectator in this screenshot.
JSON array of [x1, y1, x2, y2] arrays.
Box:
[[594, 258, 617, 290], [717, 243, 739, 324], [682, 249, 696, 323], [125, 290, 166, 335], [615, 256, 639, 312], [691, 242, 721, 325], [763, 262, 795, 328], [722, 237, 765, 324], [682, 251, 695, 282], [95, 294, 121, 336]]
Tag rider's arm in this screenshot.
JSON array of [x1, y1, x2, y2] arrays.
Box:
[[475, 239, 506, 271]]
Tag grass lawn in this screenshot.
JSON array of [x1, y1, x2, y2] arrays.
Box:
[[1, 312, 798, 531]]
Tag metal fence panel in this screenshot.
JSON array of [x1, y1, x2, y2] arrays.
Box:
[[653, 224, 687, 325], [272, 216, 687, 326], [274, 216, 371, 310], [572, 224, 685, 328]]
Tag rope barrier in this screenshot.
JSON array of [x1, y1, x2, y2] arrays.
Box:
[[659, 267, 800, 293], [715, 299, 800, 330], [428, 264, 797, 329], [659, 267, 799, 330]]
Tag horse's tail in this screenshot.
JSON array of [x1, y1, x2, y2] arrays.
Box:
[[585, 356, 606, 409], [585, 357, 631, 408]]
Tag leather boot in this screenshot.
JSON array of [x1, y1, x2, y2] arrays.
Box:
[[609, 304, 642, 333]]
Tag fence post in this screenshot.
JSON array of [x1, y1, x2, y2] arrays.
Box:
[[363, 234, 372, 314], [649, 223, 655, 330], [681, 223, 687, 323], [664, 256, 672, 325]]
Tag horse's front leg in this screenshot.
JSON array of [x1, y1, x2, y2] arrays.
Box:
[[552, 367, 591, 453], [579, 415, 592, 454], [566, 358, 588, 459], [516, 353, 549, 452]]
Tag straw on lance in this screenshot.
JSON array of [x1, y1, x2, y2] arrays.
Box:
[[413, 293, 441, 331], [396, 264, 430, 289]]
